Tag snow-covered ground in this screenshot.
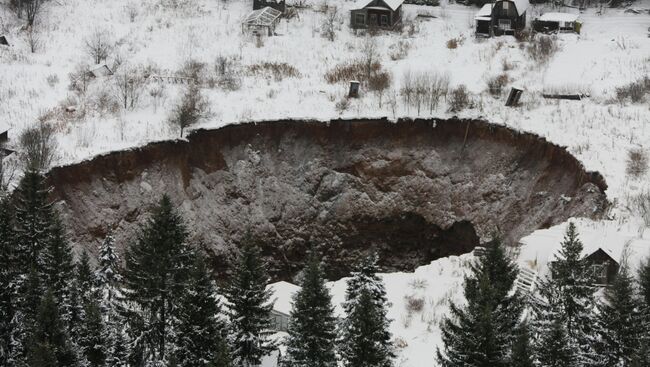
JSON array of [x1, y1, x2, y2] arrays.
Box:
[[2, 0, 650, 365]]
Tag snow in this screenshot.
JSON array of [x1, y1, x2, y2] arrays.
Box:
[[538, 12, 580, 23], [509, 0, 530, 14], [475, 3, 494, 18], [266, 280, 301, 316]]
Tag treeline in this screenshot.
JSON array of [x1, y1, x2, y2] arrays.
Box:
[[438, 223, 650, 366], [0, 169, 395, 367]]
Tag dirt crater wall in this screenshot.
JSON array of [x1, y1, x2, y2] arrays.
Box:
[[48, 118, 608, 280]]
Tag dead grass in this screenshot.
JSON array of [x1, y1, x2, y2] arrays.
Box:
[[626, 148, 648, 179], [247, 62, 300, 81]]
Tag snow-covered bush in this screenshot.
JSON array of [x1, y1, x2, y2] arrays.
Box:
[[320, 5, 340, 42], [19, 122, 57, 172], [526, 34, 559, 64], [487, 73, 509, 97], [84, 29, 113, 65], [626, 148, 648, 179], [388, 40, 411, 61], [628, 192, 650, 227], [616, 77, 650, 104], [168, 84, 208, 137], [448, 85, 471, 112]]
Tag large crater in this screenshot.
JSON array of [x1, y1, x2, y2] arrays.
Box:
[[49, 118, 608, 280]]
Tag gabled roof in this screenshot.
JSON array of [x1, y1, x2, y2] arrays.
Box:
[[243, 6, 282, 27], [497, 0, 529, 14], [475, 3, 493, 20], [357, 0, 405, 11], [88, 65, 113, 78]]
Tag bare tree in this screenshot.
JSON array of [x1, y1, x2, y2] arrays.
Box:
[[361, 36, 379, 81], [321, 6, 339, 42], [68, 62, 92, 95], [168, 84, 208, 137], [84, 29, 113, 65], [113, 66, 144, 110], [19, 123, 57, 172], [25, 25, 41, 53]]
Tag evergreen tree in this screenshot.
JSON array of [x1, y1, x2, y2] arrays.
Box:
[[339, 253, 394, 367], [531, 223, 597, 366], [12, 170, 53, 276], [536, 316, 576, 367], [27, 291, 78, 367], [639, 257, 650, 308], [175, 256, 229, 367], [436, 239, 522, 367], [96, 233, 128, 367], [122, 195, 193, 364], [596, 261, 644, 366], [42, 217, 75, 321], [78, 298, 107, 367], [209, 338, 233, 367], [510, 322, 534, 367], [283, 255, 337, 367], [225, 243, 275, 367], [0, 197, 16, 366]]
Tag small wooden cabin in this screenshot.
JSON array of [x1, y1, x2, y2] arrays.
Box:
[[583, 248, 619, 286], [253, 0, 285, 13], [474, 3, 494, 37], [490, 0, 529, 36], [267, 281, 300, 332], [351, 0, 405, 29], [533, 12, 581, 34]]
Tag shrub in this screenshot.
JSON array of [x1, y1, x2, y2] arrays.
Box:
[[526, 35, 559, 64], [487, 74, 509, 96], [400, 70, 450, 114], [405, 295, 425, 313], [628, 192, 650, 227], [388, 40, 411, 61], [46, 74, 59, 87], [84, 29, 113, 65], [19, 123, 57, 172], [325, 60, 381, 84], [247, 62, 300, 81], [168, 84, 208, 137], [446, 37, 460, 49], [449, 85, 470, 112], [626, 148, 648, 179], [615, 77, 650, 104]]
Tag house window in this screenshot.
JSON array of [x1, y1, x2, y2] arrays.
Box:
[[355, 13, 365, 25], [502, 1, 509, 10], [380, 15, 388, 26], [498, 19, 512, 30], [591, 264, 607, 284]]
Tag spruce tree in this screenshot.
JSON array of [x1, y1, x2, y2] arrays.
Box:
[[122, 195, 193, 364], [27, 291, 78, 367], [0, 197, 16, 366], [436, 239, 522, 367], [175, 256, 229, 367], [225, 243, 275, 367], [78, 298, 107, 367], [42, 217, 75, 321], [510, 321, 534, 367], [596, 261, 644, 366], [339, 253, 394, 367], [639, 257, 650, 308], [95, 233, 127, 367], [283, 255, 337, 367], [532, 222, 597, 366]]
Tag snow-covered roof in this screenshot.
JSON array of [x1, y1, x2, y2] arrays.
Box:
[[266, 281, 301, 316], [538, 12, 579, 23], [0, 121, 9, 134], [243, 6, 282, 27], [357, 0, 405, 11], [475, 3, 493, 20], [498, 0, 528, 14], [89, 65, 113, 78]]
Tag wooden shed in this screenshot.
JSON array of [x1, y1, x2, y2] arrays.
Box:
[[491, 0, 529, 36], [253, 0, 286, 13], [266, 281, 301, 332], [533, 12, 581, 34], [583, 248, 619, 286], [474, 3, 494, 37], [350, 0, 405, 29]]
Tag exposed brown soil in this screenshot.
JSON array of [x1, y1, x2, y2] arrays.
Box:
[[48, 118, 608, 280]]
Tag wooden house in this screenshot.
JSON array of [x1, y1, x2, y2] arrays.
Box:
[[583, 248, 619, 286], [266, 281, 300, 332], [475, 0, 529, 36], [350, 0, 405, 29], [253, 0, 286, 13], [533, 12, 581, 34]]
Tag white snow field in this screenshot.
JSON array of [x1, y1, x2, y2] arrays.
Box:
[[1, 0, 650, 365]]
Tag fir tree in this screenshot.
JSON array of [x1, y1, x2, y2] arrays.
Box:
[[42, 217, 75, 320], [536, 316, 576, 367], [12, 170, 53, 276], [532, 222, 597, 366], [510, 321, 534, 367], [78, 298, 107, 367], [225, 243, 275, 367], [283, 255, 337, 367], [436, 239, 522, 367], [0, 197, 16, 366], [339, 253, 394, 367], [27, 291, 78, 367], [596, 261, 644, 366], [95, 233, 127, 367], [209, 338, 233, 367], [122, 195, 193, 364], [639, 257, 650, 308], [175, 256, 229, 367]]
